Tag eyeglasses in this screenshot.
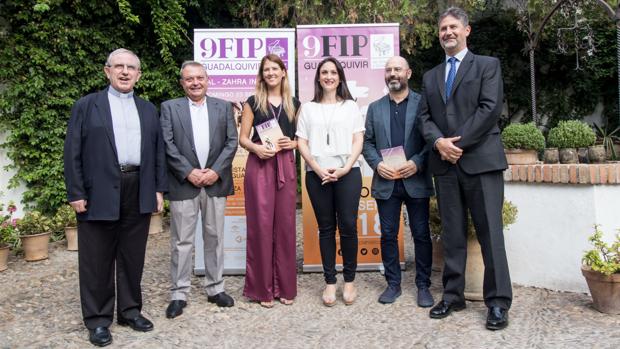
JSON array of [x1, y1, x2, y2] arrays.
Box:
[[107, 64, 139, 73]]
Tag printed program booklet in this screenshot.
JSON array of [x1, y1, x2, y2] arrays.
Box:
[[380, 146, 407, 179], [256, 118, 284, 151]]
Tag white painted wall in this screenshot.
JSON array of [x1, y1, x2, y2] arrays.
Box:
[[0, 131, 26, 218], [505, 183, 620, 293]]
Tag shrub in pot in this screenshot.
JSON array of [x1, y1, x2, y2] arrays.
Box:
[[581, 225, 620, 314], [0, 201, 19, 271], [54, 204, 78, 251], [16, 211, 54, 261], [547, 120, 596, 164], [430, 198, 518, 300], [593, 122, 619, 161], [501, 122, 545, 164]]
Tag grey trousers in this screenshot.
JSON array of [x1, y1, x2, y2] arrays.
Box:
[[169, 189, 227, 301]]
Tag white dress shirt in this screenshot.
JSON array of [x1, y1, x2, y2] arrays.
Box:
[[189, 98, 210, 169]]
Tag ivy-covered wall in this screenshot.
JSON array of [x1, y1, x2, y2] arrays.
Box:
[[0, 0, 618, 214]]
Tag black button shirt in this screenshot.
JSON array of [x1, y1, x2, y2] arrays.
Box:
[[389, 96, 408, 147]]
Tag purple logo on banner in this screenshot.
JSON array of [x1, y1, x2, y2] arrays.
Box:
[[266, 38, 288, 61]]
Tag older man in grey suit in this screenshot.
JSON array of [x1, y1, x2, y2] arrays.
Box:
[[160, 61, 238, 319], [363, 56, 434, 306]]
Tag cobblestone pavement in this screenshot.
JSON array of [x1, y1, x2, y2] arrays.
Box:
[[1, 211, 619, 349]]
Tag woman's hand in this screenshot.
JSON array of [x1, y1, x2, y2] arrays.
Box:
[[277, 137, 297, 150], [253, 143, 277, 159]]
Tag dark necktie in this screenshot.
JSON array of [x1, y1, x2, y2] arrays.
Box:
[[445, 57, 457, 100]]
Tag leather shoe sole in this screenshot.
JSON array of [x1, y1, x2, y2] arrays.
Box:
[[429, 301, 466, 319], [117, 315, 154, 332], [88, 327, 112, 347], [166, 300, 187, 319]]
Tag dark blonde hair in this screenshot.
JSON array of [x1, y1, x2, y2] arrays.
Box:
[[254, 54, 295, 122]]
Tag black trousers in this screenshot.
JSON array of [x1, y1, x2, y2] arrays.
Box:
[[77, 172, 151, 329], [434, 166, 512, 309], [306, 168, 361, 284]]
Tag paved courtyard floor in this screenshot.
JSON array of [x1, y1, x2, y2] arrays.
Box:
[[1, 211, 619, 348]]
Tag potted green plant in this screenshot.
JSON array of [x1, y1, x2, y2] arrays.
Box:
[[501, 122, 545, 165], [593, 122, 620, 161], [430, 199, 518, 300], [0, 201, 19, 272], [54, 204, 78, 251], [547, 120, 596, 164], [16, 211, 54, 261], [581, 225, 620, 314]]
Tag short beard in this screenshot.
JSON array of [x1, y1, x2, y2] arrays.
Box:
[[387, 80, 405, 92]]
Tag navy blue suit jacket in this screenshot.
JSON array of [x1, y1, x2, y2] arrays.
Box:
[[362, 89, 434, 200], [64, 87, 168, 221]]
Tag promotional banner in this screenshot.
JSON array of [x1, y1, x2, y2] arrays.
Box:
[[193, 28, 296, 274], [296, 24, 405, 272]]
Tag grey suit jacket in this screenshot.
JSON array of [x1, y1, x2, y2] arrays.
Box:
[[417, 50, 508, 175], [362, 90, 434, 200], [160, 95, 238, 201]]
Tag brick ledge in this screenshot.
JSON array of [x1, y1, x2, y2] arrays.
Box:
[[503, 163, 620, 184]]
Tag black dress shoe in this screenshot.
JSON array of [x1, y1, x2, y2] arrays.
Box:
[[429, 300, 466, 319], [88, 327, 112, 347], [207, 292, 235, 307], [166, 300, 187, 319], [117, 314, 154, 332], [486, 306, 509, 330]]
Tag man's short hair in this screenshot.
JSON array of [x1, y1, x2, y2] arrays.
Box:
[[179, 61, 208, 80], [438, 7, 469, 27], [105, 48, 141, 69]]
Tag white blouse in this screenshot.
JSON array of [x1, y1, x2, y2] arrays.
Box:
[[296, 100, 365, 171]]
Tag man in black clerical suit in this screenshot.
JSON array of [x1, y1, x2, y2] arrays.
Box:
[[64, 48, 167, 346], [417, 7, 512, 330]]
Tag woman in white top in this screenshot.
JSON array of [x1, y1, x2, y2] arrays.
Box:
[[296, 57, 364, 306]]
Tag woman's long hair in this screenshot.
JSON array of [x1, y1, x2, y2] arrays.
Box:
[[254, 54, 295, 122], [311, 57, 354, 103]]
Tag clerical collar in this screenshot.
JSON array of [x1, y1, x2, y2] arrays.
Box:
[[108, 85, 134, 99]]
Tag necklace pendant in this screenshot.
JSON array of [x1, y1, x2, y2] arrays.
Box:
[[326, 134, 330, 145]]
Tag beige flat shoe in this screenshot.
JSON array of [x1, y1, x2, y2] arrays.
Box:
[[343, 282, 357, 305], [260, 301, 274, 308], [322, 284, 337, 307], [279, 298, 294, 305]]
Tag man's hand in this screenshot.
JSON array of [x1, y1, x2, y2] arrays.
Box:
[[277, 137, 296, 150], [203, 169, 220, 186], [187, 168, 205, 187], [436, 136, 463, 164], [70, 199, 87, 213], [377, 161, 398, 180], [156, 192, 164, 212], [398, 160, 418, 179]]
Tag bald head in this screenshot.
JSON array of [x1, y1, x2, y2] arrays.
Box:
[[386, 56, 410, 70], [384, 56, 412, 93]]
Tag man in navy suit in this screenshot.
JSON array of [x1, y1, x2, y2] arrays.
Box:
[[363, 56, 435, 306], [417, 7, 512, 330], [64, 48, 167, 346]]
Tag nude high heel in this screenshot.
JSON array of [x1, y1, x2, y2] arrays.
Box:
[[322, 284, 337, 307], [343, 282, 357, 305]]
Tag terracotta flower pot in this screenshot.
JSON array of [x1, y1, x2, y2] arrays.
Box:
[[20, 232, 51, 262], [588, 145, 606, 163], [581, 266, 620, 314], [543, 148, 559, 164], [0, 245, 9, 272], [65, 226, 78, 251], [464, 238, 484, 301], [149, 212, 163, 235], [559, 148, 578, 164], [504, 149, 539, 165]]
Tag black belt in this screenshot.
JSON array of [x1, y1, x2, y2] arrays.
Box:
[[119, 164, 140, 173]]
